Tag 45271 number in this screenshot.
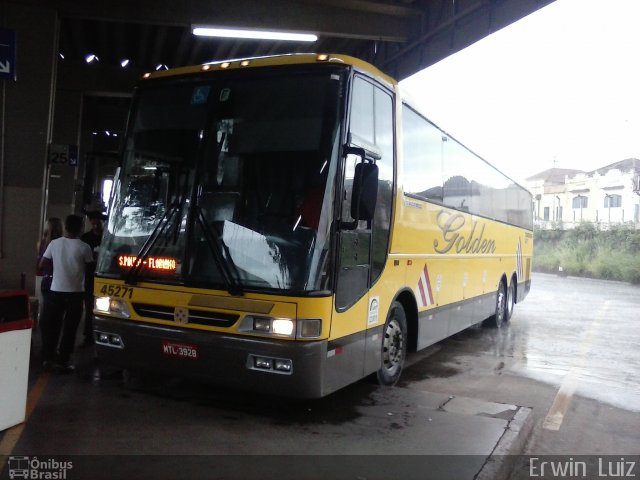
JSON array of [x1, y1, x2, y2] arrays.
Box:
[[99, 284, 134, 299]]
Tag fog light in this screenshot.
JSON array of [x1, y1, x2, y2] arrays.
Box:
[[274, 359, 292, 372], [254, 357, 272, 369], [95, 331, 124, 349]]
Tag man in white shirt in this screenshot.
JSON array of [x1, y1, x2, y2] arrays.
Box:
[[39, 214, 94, 372]]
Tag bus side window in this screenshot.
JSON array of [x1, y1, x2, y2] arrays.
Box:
[[401, 105, 444, 202]]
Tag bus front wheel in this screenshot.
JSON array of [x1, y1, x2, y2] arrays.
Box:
[[376, 301, 407, 386]]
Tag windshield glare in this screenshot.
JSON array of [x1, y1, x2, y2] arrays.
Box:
[[97, 69, 343, 293]]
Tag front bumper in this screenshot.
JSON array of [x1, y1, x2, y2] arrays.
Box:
[[94, 316, 328, 398]]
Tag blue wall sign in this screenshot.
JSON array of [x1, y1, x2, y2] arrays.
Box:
[[0, 28, 17, 81]]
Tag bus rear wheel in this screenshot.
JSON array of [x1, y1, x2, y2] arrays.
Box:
[[484, 281, 507, 328], [505, 278, 515, 321], [376, 301, 407, 386]]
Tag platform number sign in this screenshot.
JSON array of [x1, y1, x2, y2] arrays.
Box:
[[49, 144, 79, 166], [0, 28, 17, 81]]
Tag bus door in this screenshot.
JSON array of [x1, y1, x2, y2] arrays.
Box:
[[326, 75, 394, 390], [329, 147, 374, 389]]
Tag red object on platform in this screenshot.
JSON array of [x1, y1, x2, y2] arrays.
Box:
[[0, 290, 33, 333]]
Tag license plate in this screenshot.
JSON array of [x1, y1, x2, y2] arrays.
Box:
[[161, 340, 198, 360]]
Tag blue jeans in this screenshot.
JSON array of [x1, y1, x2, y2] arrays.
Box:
[[40, 291, 84, 364]]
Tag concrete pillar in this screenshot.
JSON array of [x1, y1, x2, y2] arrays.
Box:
[[0, 4, 57, 291], [47, 88, 82, 222]]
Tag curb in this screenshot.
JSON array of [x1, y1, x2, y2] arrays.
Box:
[[475, 406, 534, 480]]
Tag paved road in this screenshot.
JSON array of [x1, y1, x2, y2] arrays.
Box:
[[400, 272, 640, 463], [3, 272, 639, 480]]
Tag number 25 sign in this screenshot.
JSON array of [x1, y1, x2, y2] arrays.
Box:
[[48, 144, 78, 166]]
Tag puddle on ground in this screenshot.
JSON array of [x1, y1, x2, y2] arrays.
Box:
[[399, 361, 461, 385]]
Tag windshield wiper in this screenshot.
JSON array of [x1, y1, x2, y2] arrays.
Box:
[[123, 203, 180, 285], [195, 206, 244, 296], [185, 129, 242, 295]]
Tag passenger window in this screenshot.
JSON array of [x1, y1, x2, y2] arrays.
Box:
[[402, 106, 443, 202]]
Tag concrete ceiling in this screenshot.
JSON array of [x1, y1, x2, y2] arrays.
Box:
[[29, 0, 555, 80]]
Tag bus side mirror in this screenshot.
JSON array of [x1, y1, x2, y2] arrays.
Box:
[[351, 161, 378, 222]]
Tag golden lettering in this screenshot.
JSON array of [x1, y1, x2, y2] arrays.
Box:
[[434, 211, 497, 255]]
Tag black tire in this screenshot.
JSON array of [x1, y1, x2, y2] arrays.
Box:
[[376, 301, 407, 386], [483, 280, 507, 328], [505, 278, 516, 321]]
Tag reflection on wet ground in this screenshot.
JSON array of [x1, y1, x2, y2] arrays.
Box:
[[401, 273, 640, 413], [115, 369, 374, 427]]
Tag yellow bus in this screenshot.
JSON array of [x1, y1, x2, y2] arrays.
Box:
[[93, 54, 533, 398]]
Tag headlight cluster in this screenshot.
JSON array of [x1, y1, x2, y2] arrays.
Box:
[[94, 297, 131, 318], [239, 315, 322, 339]]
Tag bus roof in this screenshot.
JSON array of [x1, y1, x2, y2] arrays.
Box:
[[138, 53, 397, 87]]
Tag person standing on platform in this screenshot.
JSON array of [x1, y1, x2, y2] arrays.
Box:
[[39, 214, 94, 373], [35, 217, 63, 325], [80, 213, 104, 347]]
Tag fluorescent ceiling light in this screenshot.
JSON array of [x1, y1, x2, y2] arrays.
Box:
[[192, 26, 317, 42]]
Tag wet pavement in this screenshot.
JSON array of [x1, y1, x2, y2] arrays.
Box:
[[400, 273, 640, 460], [0, 341, 533, 479], [404, 273, 640, 413], [2, 272, 639, 479]]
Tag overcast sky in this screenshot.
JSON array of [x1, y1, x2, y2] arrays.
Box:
[[399, 0, 640, 184]]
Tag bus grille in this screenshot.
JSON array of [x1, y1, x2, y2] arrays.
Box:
[[131, 303, 239, 327]]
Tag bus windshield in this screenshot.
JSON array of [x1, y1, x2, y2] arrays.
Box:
[[96, 68, 344, 293]]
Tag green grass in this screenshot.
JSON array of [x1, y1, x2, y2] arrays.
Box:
[[534, 224, 640, 284]]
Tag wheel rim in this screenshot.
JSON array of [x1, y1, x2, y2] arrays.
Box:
[[507, 283, 514, 318], [496, 285, 506, 326], [382, 317, 404, 376]]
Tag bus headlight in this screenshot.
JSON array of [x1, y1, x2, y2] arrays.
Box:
[[94, 296, 131, 318], [95, 296, 110, 313], [253, 317, 271, 332], [240, 316, 322, 339], [298, 319, 322, 338], [241, 315, 295, 338], [272, 319, 294, 336]]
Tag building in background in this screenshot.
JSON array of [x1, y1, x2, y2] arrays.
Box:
[[526, 159, 640, 229]]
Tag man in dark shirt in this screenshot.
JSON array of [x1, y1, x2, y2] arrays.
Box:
[[80, 214, 104, 346]]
